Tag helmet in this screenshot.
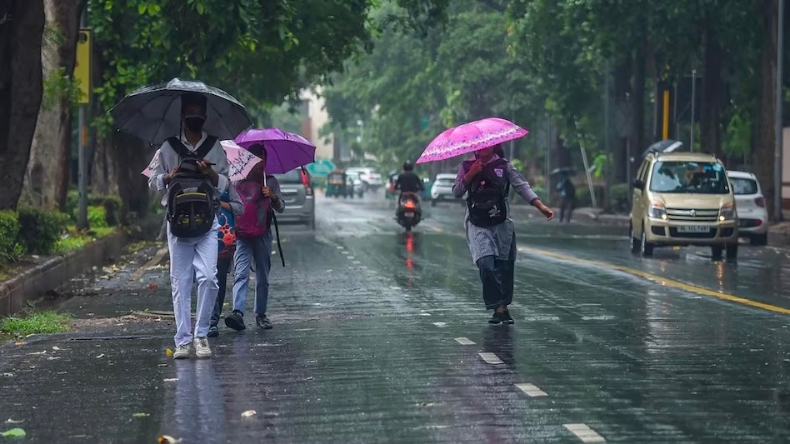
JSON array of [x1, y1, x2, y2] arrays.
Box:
[[403, 161, 414, 171]]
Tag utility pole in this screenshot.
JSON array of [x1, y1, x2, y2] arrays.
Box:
[[77, 7, 91, 229], [775, 0, 785, 221], [690, 69, 696, 151], [604, 59, 611, 211]]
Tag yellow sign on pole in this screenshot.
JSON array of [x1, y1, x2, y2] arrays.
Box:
[[75, 29, 91, 104]]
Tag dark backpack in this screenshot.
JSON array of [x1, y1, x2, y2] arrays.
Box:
[[464, 158, 510, 227], [166, 136, 218, 238]]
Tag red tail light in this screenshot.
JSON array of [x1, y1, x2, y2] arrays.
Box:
[[404, 200, 416, 209], [755, 197, 765, 208], [301, 169, 313, 196], [755, 219, 763, 226]]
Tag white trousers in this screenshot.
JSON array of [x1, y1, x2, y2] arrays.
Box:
[[167, 220, 220, 347]]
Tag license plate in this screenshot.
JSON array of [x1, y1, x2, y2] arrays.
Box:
[[678, 225, 710, 233], [405, 212, 415, 218]]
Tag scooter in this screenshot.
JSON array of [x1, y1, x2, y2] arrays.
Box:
[[396, 192, 422, 231]]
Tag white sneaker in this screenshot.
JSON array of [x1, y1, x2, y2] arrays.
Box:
[[173, 343, 191, 360], [194, 337, 212, 359]]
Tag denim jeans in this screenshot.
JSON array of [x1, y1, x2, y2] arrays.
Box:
[[232, 233, 273, 316]]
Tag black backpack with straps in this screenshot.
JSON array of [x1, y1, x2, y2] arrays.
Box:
[[166, 136, 219, 238], [464, 158, 510, 228]]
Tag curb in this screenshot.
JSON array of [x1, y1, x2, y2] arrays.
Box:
[[0, 230, 128, 317]]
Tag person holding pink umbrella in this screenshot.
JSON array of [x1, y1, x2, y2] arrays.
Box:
[[417, 118, 554, 324]]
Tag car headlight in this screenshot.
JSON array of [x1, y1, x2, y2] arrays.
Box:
[[648, 203, 667, 220], [719, 203, 735, 221]]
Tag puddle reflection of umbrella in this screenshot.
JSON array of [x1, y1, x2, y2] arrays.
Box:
[[110, 78, 252, 145]]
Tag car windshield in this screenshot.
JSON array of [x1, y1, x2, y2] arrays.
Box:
[[275, 169, 303, 184], [649, 161, 729, 194], [730, 177, 758, 195]]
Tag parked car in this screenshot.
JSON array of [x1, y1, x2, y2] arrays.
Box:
[[430, 173, 461, 206], [273, 166, 315, 230], [345, 167, 383, 191], [727, 170, 769, 245], [630, 150, 739, 259]]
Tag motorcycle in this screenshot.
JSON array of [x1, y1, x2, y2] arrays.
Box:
[[396, 192, 422, 231]]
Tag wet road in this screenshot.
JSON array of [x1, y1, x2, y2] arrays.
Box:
[[3, 192, 790, 443]]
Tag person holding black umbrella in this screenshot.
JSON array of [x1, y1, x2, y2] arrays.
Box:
[[147, 92, 233, 360]]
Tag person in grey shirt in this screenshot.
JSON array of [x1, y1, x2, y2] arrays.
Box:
[[147, 92, 230, 360], [453, 144, 554, 324]]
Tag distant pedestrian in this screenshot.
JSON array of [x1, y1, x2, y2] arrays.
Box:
[[147, 92, 231, 359], [453, 144, 554, 324], [224, 146, 285, 331], [557, 176, 575, 223], [208, 187, 243, 337]]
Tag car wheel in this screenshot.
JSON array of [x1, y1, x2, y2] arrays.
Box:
[[751, 233, 768, 246], [308, 214, 316, 231], [630, 223, 641, 254], [726, 243, 738, 260], [641, 228, 653, 257], [711, 245, 724, 260]]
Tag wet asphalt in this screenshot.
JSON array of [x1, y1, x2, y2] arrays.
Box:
[[2, 192, 790, 443]]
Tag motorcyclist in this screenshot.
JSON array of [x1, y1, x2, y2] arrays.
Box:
[[395, 161, 424, 201]]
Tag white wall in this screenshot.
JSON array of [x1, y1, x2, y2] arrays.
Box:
[[300, 87, 334, 160]]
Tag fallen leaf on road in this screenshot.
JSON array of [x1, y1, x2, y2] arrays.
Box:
[[1, 428, 26, 438], [132, 413, 150, 418], [241, 410, 257, 418], [163, 378, 178, 382], [418, 402, 441, 407], [14, 342, 24, 347], [148, 283, 159, 290], [165, 348, 174, 357], [4, 419, 23, 424], [158, 435, 182, 443]]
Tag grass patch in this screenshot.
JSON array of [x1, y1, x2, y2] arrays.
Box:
[[1, 311, 71, 336], [55, 226, 115, 254]]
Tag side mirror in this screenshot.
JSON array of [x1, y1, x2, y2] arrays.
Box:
[[632, 179, 644, 190]]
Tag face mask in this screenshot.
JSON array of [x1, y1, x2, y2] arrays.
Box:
[[184, 116, 205, 133]]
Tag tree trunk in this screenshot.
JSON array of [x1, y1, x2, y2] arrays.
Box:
[[701, 20, 723, 159], [111, 131, 152, 222], [22, 0, 82, 211], [0, 0, 45, 210], [754, 0, 778, 220]]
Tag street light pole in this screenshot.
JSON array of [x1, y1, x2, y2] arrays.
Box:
[[77, 6, 89, 229], [690, 69, 696, 151], [604, 59, 611, 211], [775, 0, 785, 221]]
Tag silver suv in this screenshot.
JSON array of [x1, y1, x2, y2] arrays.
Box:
[[273, 167, 315, 230]]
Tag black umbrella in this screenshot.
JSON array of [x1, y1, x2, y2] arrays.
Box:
[[549, 167, 576, 177], [109, 78, 252, 145]]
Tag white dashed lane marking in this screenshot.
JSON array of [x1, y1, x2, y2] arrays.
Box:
[[454, 337, 475, 345], [515, 383, 547, 397], [478, 352, 503, 365], [432, 322, 447, 328], [563, 424, 605, 443]]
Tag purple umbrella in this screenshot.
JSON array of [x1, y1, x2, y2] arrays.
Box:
[[234, 128, 316, 184]]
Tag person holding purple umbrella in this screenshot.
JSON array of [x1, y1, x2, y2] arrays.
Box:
[[453, 144, 554, 324], [224, 145, 285, 331]]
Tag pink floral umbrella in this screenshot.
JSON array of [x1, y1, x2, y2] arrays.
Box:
[[141, 140, 262, 182], [415, 117, 528, 164]]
